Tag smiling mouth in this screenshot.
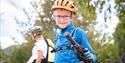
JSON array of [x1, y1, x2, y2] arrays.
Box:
[[60, 23, 66, 24], [58, 21, 66, 24]]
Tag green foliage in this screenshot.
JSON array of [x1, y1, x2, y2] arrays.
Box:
[[88, 30, 120, 63], [0, 48, 7, 63], [96, 44, 120, 63], [113, 22, 125, 54], [73, 0, 96, 28], [115, 0, 125, 23], [0, 35, 33, 63], [114, 0, 125, 55], [1, 44, 32, 63], [31, 0, 55, 41], [12, 45, 30, 63]]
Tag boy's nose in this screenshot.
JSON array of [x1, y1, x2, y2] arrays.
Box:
[[59, 18, 65, 22]]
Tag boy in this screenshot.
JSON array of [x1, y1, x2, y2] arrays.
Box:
[[51, 0, 97, 63]]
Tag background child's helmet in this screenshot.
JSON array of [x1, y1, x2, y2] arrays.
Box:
[[31, 26, 43, 35]]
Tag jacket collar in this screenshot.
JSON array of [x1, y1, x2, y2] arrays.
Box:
[[61, 23, 75, 33]]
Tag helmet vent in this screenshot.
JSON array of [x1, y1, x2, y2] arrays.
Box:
[[65, 1, 69, 6], [57, 1, 59, 5], [61, 0, 64, 6], [51, 0, 77, 13], [71, 6, 74, 8]]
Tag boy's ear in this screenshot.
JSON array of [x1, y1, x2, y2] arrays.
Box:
[[72, 15, 75, 19]]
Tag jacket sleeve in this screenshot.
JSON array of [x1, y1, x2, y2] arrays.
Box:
[[75, 28, 97, 61]]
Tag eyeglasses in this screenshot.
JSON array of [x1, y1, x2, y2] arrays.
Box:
[[54, 15, 71, 20]]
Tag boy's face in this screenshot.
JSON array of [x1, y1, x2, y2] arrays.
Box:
[[52, 9, 73, 29]]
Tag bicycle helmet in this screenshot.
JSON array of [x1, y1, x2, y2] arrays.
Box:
[[31, 26, 43, 35], [51, 0, 77, 13]]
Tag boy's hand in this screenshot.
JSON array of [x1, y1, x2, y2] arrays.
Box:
[[83, 48, 95, 61]]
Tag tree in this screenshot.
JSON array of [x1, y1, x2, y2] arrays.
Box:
[[114, 0, 125, 54], [31, 0, 55, 40]]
